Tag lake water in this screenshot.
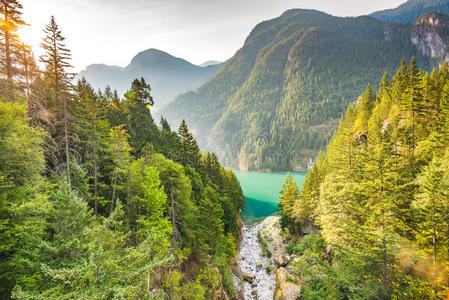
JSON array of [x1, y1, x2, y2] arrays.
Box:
[[234, 171, 306, 223]]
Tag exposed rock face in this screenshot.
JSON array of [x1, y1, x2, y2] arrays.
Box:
[[274, 268, 301, 300], [411, 12, 449, 67], [274, 254, 290, 267]]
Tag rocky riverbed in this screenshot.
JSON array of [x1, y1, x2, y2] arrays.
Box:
[[237, 220, 276, 299], [235, 216, 301, 300]]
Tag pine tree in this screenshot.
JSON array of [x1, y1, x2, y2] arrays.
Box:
[[278, 173, 300, 233], [402, 58, 425, 152], [74, 78, 109, 216], [0, 0, 26, 100], [415, 158, 447, 294], [40, 16, 74, 186], [178, 119, 201, 168], [124, 78, 159, 157]]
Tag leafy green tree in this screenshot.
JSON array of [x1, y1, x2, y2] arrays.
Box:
[[107, 125, 131, 214], [0, 101, 46, 298]]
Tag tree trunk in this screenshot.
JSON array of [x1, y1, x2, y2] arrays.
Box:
[[110, 148, 120, 214], [432, 191, 437, 293], [93, 121, 98, 217], [170, 180, 178, 248], [110, 171, 117, 215], [22, 44, 31, 122], [4, 4, 13, 100], [93, 149, 98, 217], [64, 96, 71, 188]]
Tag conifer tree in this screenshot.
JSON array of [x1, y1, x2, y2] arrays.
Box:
[[402, 58, 425, 152], [124, 78, 159, 157], [0, 0, 26, 100], [278, 173, 300, 233], [74, 78, 109, 216], [40, 16, 74, 186], [178, 119, 201, 167]]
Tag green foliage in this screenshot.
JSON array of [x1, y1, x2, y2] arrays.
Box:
[[257, 231, 272, 258], [0, 3, 245, 297], [287, 61, 449, 298]]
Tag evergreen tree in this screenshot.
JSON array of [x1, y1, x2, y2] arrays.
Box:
[[124, 77, 159, 157], [0, 0, 26, 100], [178, 119, 201, 168], [40, 16, 74, 186], [74, 78, 110, 216], [402, 58, 425, 152], [278, 173, 300, 233]]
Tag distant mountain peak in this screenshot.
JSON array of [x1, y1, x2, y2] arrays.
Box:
[[370, 0, 449, 23], [79, 48, 224, 106], [200, 61, 222, 67], [415, 11, 449, 26]]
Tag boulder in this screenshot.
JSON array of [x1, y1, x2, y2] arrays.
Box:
[[274, 282, 301, 300], [275, 267, 301, 300], [274, 254, 290, 267], [242, 272, 255, 283]]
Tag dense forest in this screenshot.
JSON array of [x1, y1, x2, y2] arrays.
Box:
[[162, 8, 433, 172], [278, 60, 449, 298], [0, 1, 244, 299]]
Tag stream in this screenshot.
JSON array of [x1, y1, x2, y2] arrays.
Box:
[[238, 221, 276, 299]]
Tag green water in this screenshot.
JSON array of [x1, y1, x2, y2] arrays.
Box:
[[234, 171, 306, 223]]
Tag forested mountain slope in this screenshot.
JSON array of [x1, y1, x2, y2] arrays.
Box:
[[371, 0, 449, 23], [278, 60, 449, 298], [79, 49, 223, 107], [161, 9, 434, 171]]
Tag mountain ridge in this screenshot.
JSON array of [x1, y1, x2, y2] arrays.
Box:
[[161, 9, 440, 171], [79, 48, 223, 107], [370, 0, 449, 23]]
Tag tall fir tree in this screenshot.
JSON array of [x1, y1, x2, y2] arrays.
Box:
[[40, 16, 74, 186], [0, 0, 26, 100]]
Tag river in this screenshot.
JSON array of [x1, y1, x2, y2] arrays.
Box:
[[234, 171, 306, 299]]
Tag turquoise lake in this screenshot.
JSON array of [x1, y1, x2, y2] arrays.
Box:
[[234, 171, 306, 223]]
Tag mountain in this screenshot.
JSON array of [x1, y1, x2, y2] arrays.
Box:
[[79, 49, 223, 107], [370, 0, 449, 23], [161, 9, 441, 171], [200, 60, 223, 67]]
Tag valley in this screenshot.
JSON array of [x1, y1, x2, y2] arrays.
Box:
[[2, 0, 449, 299]]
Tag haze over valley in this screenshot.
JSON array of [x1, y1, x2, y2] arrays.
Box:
[[2, 0, 449, 299]]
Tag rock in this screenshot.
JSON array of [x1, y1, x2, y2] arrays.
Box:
[[274, 282, 301, 300], [274, 267, 301, 300], [242, 272, 255, 283], [301, 220, 319, 235], [256, 262, 263, 271], [274, 254, 290, 267], [275, 267, 290, 288]]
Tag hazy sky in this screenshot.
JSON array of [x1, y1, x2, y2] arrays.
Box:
[[20, 0, 406, 72]]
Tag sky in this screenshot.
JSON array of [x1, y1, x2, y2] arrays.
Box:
[[20, 0, 406, 72]]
